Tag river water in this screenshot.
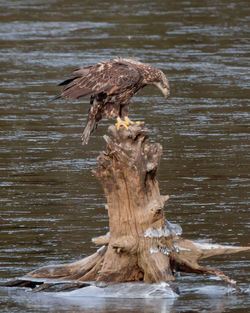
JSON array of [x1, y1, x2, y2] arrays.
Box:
[[0, 0, 249, 312]]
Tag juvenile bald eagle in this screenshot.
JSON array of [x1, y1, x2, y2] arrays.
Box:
[[56, 57, 170, 144]]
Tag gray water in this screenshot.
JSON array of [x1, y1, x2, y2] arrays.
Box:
[[0, 0, 249, 312]]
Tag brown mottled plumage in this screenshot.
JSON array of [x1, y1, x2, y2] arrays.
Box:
[[56, 57, 170, 144]]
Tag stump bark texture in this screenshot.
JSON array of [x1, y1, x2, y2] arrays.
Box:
[[93, 125, 171, 283]]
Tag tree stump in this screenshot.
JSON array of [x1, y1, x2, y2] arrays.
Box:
[[1, 124, 249, 292], [93, 124, 172, 283]]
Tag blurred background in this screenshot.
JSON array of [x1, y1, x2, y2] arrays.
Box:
[[0, 0, 249, 312]]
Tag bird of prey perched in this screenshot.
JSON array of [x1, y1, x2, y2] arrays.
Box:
[[56, 57, 170, 144]]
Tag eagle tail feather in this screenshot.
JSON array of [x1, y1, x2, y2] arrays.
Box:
[[50, 94, 61, 102], [81, 118, 97, 145]]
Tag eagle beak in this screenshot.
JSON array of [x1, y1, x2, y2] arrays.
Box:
[[154, 82, 170, 99], [163, 88, 170, 99]]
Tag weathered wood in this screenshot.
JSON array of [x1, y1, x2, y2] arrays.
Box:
[[92, 234, 110, 246], [92, 124, 172, 282], [28, 245, 107, 280], [1, 123, 249, 292], [0, 279, 40, 288]]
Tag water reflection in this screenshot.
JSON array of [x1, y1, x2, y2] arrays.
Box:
[[0, 0, 249, 312]]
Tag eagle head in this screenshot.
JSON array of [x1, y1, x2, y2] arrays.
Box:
[[152, 70, 170, 99]]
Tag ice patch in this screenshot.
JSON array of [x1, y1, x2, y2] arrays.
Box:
[[144, 221, 182, 239], [166, 220, 183, 236], [144, 225, 171, 238], [150, 247, 159, 254], [54, 282, 179, 299], [194, 242, 240, 250]]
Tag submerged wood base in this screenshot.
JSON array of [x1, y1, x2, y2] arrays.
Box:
[[1, 124, 249, 292]]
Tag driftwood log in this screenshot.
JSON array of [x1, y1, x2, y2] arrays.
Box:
[[1, 124, 249, 292]]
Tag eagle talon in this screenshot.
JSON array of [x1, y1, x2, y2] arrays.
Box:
[[124, 116, 141, 126], [115, 117, 129, 130], [124, 116, 135, 125]]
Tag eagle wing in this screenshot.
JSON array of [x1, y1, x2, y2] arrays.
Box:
[[58, 60, 141, 100]]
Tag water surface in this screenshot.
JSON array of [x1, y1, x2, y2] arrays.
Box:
[[0, 0, 249, 312]]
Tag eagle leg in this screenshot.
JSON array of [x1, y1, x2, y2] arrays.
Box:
[[115, 117, 129, 130]]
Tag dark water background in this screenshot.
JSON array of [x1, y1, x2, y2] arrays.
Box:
[[0, 0, 249, 312]]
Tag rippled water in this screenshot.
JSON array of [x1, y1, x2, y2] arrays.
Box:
[[0, 0, 249, 312]]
